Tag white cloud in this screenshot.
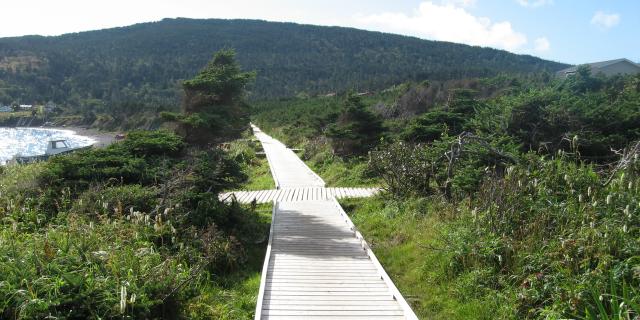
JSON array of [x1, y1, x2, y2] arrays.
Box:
[[534, 37, 550, 52], [442, 0, 477, 7], [516, 0, 553, 8], [591, 11, 620, 29], [353, 1, 528, 52]]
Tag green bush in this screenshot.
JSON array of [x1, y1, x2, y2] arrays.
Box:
[[326, 93, 384, 157], [119, 130, 185, 157]]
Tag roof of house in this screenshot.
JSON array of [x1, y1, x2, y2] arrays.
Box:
[[558, 58, 640, 74]]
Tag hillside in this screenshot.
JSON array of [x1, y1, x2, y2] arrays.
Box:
[[0, 18, 568, 111]]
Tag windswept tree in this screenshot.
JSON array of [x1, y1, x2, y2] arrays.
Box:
[[172, 49, 255, 145], [326, 93, 384, 157]]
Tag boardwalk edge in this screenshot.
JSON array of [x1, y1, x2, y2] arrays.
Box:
[[254, 200, 277, 320], [331, 198, 419, 320]]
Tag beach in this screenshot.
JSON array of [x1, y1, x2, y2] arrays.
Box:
[[58, 127, 117, 148]]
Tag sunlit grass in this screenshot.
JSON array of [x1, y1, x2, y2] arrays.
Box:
[[340, 196, 513, 319]]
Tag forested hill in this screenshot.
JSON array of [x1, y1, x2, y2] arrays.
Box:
[[0, 18, 568, 109]]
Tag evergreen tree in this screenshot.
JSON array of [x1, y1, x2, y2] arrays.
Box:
[[326, 93, 383, 157], [177, 49, 255, 145]]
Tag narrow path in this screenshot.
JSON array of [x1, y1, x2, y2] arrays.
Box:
[[245, 124, 417, 320], [252, 125, 325, 189]]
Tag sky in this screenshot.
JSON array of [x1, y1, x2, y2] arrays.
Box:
[[1, 0, 638, 64]]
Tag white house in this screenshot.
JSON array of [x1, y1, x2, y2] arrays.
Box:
[[558, 58, 640, 78], [19, 104, 33, 110]]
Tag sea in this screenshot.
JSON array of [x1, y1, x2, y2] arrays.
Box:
[[0, 128, 96, 165]]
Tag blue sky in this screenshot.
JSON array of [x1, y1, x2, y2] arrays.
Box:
[[2, 0, 638, 64]]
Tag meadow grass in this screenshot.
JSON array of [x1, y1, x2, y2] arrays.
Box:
[[340, 196, 514, 319], [227, 135, 276, 191], [240, 156, 276, 190]]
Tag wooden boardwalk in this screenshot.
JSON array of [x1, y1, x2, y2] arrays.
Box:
[[220, 187, 381, 204], [244, 124, 417, 319], [253, 125, 325, 189]]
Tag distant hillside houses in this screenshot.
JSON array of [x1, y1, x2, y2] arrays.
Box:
[[558, 58, 640, 78], [0, 103, 56, 113]]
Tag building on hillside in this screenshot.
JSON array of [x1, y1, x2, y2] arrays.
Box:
[[557, 58, 640, 78], [0, 105, 12, 112], [19, 104, 33, 110]]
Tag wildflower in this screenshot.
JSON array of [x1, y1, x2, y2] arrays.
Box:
[[624, 205, 631, 217], [588, 186, 592, 197], [92, 250, 109, 261], [136, 248, 153, 256], [606, 194, 612, 205], [578, 194, 583, 203], [507, 166, 514, 176], [623, 225, 628, 233], [120, 285, 127, 313]]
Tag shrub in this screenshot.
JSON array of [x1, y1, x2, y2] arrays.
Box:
[[369, 141, 438, 197], [119, 130, 185, 157], [326, 93, 384, 157]]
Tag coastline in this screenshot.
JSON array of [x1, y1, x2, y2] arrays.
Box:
[[3, 126, 117, 149], [0, 126, 118, 165], [57, 127, 117, 148]]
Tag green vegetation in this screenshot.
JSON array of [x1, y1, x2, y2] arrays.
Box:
[[326, 93, 384, 157], [341, 196, 505, 319], [226, 135, 276, 191], [163, 49, 255, 144], [0, 131, 268, 319], [0, 49, 270, 319], [0, 18, 566, 130], [254, 71, 640, 318]]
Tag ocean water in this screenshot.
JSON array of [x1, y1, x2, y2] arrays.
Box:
[[0, 128, 96, 164]]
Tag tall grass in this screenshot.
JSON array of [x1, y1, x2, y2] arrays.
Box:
[[0, 132, 271, 319]]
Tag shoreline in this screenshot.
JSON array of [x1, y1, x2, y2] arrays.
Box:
[[2, 126, 117, 149]]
